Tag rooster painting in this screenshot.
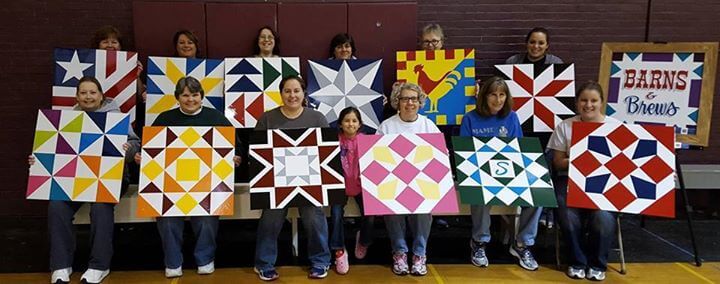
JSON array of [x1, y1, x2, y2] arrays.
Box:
[[396, 48, 476, 125], [413, 64, 462, 113]]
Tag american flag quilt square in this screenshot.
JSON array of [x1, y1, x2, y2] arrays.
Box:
[[495, 63, 575, 133], [396, 49, 476, 126], [27, 109, 130, 203], [137, 126, 235, 217], [53, 48, 138, 122], [145, 56, 225, 125], [248, 128, 345, 209], [452, 136, 557, 207], [306, 59, 384, 133], [358, 133, 459, 215], [568, 122, 676, 217], [224, 57, 300, 128]]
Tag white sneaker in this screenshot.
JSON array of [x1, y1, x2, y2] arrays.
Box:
[[567, 266, 586, 279], [80, 268, 109, 283], [197, 261, 215, 275], [50, 267, 72, 283], [165, 267, 183, 278], [586, 268, 606, 281]]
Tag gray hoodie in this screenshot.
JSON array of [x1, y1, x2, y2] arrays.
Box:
[[505, 53, 564, 65], [73, 98, 141, 163]]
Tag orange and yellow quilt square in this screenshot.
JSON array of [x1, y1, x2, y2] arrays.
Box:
[[137, 126, 235, 217]]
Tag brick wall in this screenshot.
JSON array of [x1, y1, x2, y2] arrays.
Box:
[[0, 0, 718, 216]]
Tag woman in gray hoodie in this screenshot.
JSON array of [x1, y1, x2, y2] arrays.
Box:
[[30, 76, 140, 284]]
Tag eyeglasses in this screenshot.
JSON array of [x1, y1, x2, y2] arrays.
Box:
[[398, 96, 419, 103], [422, 39, 441, 46]]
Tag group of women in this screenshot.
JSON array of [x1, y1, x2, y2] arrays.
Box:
[[37, 24, 616, 283]]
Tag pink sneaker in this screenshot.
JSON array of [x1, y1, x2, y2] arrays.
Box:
[[334, 249, 349, 275], [392, 252, 409, 275], [355, 231, 369, 259], [411, 255, 427, 276]]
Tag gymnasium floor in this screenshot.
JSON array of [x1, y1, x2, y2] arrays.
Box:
[[1, 215, 719, 283], [2, 262, 719, 283]]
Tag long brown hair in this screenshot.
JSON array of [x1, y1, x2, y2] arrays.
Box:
[[475, 76, 513, 118]]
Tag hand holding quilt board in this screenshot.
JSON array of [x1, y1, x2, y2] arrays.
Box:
[[28, 109, 130, 203]]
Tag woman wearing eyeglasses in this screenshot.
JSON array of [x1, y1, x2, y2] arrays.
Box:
[[378, 82, 440, 277], [420, 24, 444, 51], [254, 26, 280, 58]]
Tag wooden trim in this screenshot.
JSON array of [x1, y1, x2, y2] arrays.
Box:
[[598, 42, 718, 146]]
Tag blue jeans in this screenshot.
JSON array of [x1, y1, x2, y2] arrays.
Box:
[[254, 207, 331, 271], [48, 201, 115, 271], [384, 214, 432, 256], [470, 205, 542, 246], [156, 216, 219, 269], [329, 196, 375, 250], [554, 176, 616, 271]]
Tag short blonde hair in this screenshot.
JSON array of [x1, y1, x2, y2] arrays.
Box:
[[390, 82, 427, 110]]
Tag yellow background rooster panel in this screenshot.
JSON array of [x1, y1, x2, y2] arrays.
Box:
[[396, 49, 476, 125]]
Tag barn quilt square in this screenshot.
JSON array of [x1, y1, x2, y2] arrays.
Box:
[[137, 126, 235, 217], [568, 122, 676, 217], [495, 63, 576, 133], [248, 128, 345, 209], [452, 136, 557, 207], [53, 48, 139, 122], [224, 57, 300, 128], [306, 59, 385, 132], [358, 133, 459, 215], [145, 56, 225, 126], [27, 109, 130, 203], [396, 49, 476, 125]]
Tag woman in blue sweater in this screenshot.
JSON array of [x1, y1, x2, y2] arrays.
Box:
[[460, 76, 541, 272]]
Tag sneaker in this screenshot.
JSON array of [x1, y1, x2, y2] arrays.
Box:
[[566, 266, 586, 279], [197, 261, 215, 275], [308, 266, 329, 279], [470, 240, 489, 267], [586, 267, 606, 281], [51, 267, 72, 284], [391, 252, 409, 275], [509, 244, 539, 271], [334, 249, 349, 274], [254, 267, 279, 281], [80, 268, 109, 283], [410, 255, 427, 276], [165, 267, 183, 278], [354, 231, 369, 260]]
